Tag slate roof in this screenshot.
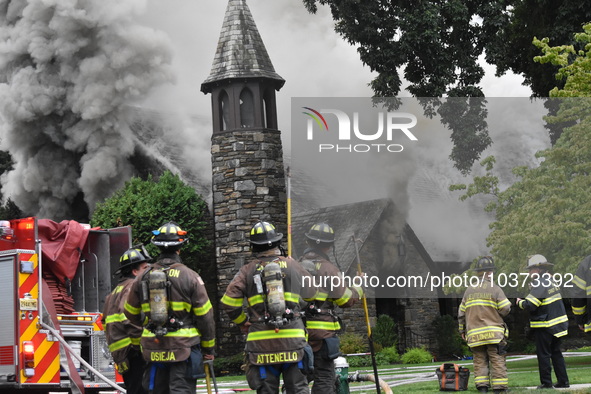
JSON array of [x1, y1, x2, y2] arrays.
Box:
[[291, 198, 438, 274], [201, 0, 285, 93]]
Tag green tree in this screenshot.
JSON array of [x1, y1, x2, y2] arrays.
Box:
[[451, 23, 591, 276], [303, 0, 591, 171], [90, 171, 213, 278]]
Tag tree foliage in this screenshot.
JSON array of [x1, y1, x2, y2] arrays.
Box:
[[90, 171, 213, 275], [303, 0, 591, 171], [451, 23, 591, 276]]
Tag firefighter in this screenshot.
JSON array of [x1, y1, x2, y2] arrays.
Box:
[[103, 246, 151, 394], [221, 221, 316, 394], [299, 222, 362, 394], [572, 255, 591, 333], [458, 256, 510, 394], [124, 222, 216, 394], [516, 254, 570, 389]]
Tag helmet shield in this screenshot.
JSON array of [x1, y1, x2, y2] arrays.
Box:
[[151, 221, 188, 248], [249, 221, 283, 245], [305, 222, 335, 244]]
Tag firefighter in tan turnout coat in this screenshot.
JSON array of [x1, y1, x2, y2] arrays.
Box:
[[124, 222, 216, 394], [458, 256, 511, 393], [103, 246, 150, 394], [299, 222, 362, 394], [221, 221, 316, 394]]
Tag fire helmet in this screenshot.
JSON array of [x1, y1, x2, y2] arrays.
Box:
[[249, 221, 283, 245], [473, 256, 495, 272], [525, 254, 553, 270], [151, 222, 188, 248], [116, 245, 151, 275], [305, 222, 335, 244]]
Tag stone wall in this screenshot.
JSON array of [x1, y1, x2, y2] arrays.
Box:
[[211, 128, 287, 356]]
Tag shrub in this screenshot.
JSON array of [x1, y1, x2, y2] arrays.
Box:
[[372, 314, 398, 349], [340, 332, 368, 355], [433, 314, 464, 359], [213, 352, 245, 375], [401, 347, 433, 364], [379, 345, 400, 364]]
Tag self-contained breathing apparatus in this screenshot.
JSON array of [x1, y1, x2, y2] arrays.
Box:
[[141, 266, 183, 337], [253, 260, 295, 331]]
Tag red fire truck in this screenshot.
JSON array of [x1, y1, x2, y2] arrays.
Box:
[[0, 217, 130, 393]]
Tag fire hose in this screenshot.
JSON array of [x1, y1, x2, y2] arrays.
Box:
[[39, 321, 127, 393], [349, 371, 393, 394]]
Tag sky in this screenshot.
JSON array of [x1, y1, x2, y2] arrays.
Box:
[[136, 0, 534, 136]]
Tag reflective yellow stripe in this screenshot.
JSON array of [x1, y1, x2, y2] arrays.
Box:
[[573, 275, 585, 290], [530, 315, 568, 328], [465, 299, 498, 308], [584, 322, 591, 333], [492, 378, 508, 384], [109, 337, 132, 352], [306, 320, 341, 331], [467, 325, 505, 336], [124, 302, 141, 315], [105, 312, 127, 324], [221, 294, 243, 307], [130, 337, 141, 345], [170, 301, 191, 312], [247, 329, 306, 341], [474, 376, 489, 383], [354, 286, 364, 298], [526, 294, 542, 307], [497, 299, 511, 309], [315, 292, 328, 302], [201, 338, 215, 348], [285, 292, 300, 303], [193, 300, 213, 316], [541, 293, 562, 305], [233, 312, 247, 325], [248, 294, 265, 306], [141, 303, 151, 313], [459, 304, 466, 312], [334, 288, 352, 307], [142, 327, 200, 338], [555, 329, 568, 337], [572, 305, 586, 315]]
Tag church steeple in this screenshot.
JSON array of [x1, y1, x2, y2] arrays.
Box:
[[202, 0, 288, 356], [201, 0, 284, 133]]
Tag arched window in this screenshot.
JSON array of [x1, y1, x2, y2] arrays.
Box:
[[263, 88, 275, 129], [239, 88, 255, 128], [219, 90, 230, 131]]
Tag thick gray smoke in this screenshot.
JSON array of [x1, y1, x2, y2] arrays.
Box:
[[0, 0, 173, 220]]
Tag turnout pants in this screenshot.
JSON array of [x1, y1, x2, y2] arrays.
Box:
[[532, 328, 569, 387], [142, 361, 196, 394], [246, 361, 309, 394], [122, 350, 148, 394], [310, 352, 336, 394], [471, 343, 508, 390]]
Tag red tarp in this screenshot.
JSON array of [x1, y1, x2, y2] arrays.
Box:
[[38, 219, 89, 284]]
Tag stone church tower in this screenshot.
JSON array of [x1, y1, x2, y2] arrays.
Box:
[[201, 0, 287, 354]]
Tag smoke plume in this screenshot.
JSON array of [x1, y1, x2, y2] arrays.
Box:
[[0, 0, 173, 220]]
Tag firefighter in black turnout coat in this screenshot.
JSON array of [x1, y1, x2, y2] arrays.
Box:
[[517, 254, 569, 389]]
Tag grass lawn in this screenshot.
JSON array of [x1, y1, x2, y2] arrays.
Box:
[[383, 355, 591, 393], [207, 354, 591, 392]]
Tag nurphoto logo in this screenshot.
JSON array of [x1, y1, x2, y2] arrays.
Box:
[[302, 107, 418, 153]]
